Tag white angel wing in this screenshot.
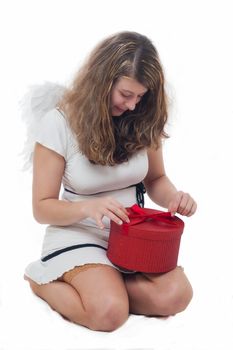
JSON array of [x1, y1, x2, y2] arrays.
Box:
[[19, 81, 66, 171]]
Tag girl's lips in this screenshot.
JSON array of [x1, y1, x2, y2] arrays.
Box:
[[115, 106, 125, 113]]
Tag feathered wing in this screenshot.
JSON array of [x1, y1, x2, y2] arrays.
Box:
[[19, 81, 66, 171]]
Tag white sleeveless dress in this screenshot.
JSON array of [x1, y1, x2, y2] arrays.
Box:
[[24, 108, 148, 284]]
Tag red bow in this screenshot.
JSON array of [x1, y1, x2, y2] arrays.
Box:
[[122, 204, 177, 235]]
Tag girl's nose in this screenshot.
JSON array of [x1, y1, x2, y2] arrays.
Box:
[[126, 103, 136, 111], [125, 99, 137, 111]]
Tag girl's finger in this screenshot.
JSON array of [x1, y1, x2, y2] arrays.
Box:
[[168, 191, 183, 215], [102, 209, 124, 226], [179, 199, 193, 216], [107, 204, 130, 223], [110, 199, 129, 216], [95, 216, 105, 230], [177, 193, 190, 214], [187, 201, 197, 217]]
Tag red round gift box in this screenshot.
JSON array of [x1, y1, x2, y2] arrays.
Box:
[[107, 204, 185, 273]]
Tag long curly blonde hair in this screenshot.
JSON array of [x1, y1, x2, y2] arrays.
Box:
[[58, 31, 169, 166]]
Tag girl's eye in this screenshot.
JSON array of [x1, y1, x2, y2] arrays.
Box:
[[120, 92, 143, 100], [121, 93, 131, 98]]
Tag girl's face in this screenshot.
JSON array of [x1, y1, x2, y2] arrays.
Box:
[[110, 76, 148, 116]]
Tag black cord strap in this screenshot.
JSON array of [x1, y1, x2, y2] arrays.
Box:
[[41, 243, 107, 262], [135, 182, 146, 208], [64, 181, 146, 207]]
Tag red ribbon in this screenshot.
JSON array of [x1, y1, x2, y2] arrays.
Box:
[[121, 204, 177, 234]]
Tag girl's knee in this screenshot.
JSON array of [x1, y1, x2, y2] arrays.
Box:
[[87, 295, 129, 331], [155, 278, 193, 316]]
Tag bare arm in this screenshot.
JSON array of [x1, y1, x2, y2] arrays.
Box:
[[32, 142, 87, 225], [143, 145, 177, 208], [143, 144, 197, 216], [32, 143, 129, 227]]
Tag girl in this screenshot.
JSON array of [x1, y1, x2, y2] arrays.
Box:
[[24, 31, 197, 331]]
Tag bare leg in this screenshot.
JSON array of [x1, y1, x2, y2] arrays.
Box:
[[24, 275, 90, 326], [124, 266, 193, 316], [24, 265, 129, 332]]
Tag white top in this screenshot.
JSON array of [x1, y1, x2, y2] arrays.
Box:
[[25, 107, 149, 284], [36, 108, 148, 195]]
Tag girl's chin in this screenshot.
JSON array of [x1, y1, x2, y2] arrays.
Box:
[[112, 106, 125, 116]]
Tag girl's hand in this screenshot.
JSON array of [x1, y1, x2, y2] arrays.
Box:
[[168, 191, 197, 217], [81, 196, 130, 229]]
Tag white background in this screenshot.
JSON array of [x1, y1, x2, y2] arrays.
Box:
[[0, 0, 233, 349]]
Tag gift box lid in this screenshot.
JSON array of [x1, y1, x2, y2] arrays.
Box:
[[110, 204, 184, 241]]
